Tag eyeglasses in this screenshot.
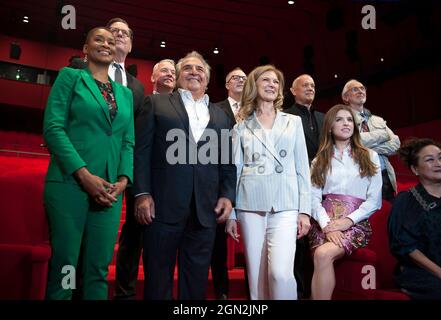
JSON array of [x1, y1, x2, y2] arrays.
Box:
[[350, 86, 366, 93], [228, 75, 247, 82], [110, 27, 132, 39]]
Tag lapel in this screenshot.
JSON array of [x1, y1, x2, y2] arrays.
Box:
[[272, 112, 289, 149], [81, 69, 112, 126], [111, 79, 126, 125], [169, 91, 192, 141], [126, 72, 134, 90], [245, 112, 282, 164], [316, 111, 324, 137], [221, 100, 236, 124]]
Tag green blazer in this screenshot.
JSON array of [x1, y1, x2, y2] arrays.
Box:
[[43, 67, 134, 185]]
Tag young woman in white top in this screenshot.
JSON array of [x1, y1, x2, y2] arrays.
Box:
[[309, 104, 382, 300]]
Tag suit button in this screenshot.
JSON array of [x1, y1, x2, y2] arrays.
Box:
[[107, 131, 112, 136], [279, 149, 287, 157], [252, 152, 260, 161], [275, 165, 283, 173], [258, 166, 265, 174]]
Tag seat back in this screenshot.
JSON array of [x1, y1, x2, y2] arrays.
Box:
[[0, 165, 49, 245], [367, 200, 398, 289]]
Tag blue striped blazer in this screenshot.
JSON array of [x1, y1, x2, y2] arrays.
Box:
[[232, 111, 311, 215]]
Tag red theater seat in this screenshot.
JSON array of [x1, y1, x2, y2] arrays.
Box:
[[0, 166, 51, 299], [333, 200, 410, 300]]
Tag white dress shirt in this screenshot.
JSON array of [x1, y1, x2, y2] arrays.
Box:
[[311, 145, 382, 229], [178, 88, 210, 142], [227, 96, 241, 117], [109, 61, 127, 87]]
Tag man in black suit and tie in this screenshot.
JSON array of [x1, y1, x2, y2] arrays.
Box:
[[134, 51, 236, 300], [211, 67, 246, 300], [215, 67, 247, 124], [104, 18, 146, 300], [285, 74, 324, 299], [151, 59, 176, 94]]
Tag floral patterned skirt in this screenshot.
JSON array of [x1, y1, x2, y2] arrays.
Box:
[[308, 194, 372, 255]]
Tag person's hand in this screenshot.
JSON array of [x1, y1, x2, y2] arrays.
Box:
[[325, 230, 345, 248], [214, 197, 233, 224], [134, 194, 155, 225], [108, 176, 128, 199], [226, 219, 240, 242], [74, 167, 117, 207], [297, 213, 311, 239], [323, 218, 353, 233]]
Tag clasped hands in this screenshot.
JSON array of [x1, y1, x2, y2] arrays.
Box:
[[322, 217, 354, 248], [75, 167, 127, 207]]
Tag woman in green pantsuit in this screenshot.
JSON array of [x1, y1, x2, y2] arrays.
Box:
[[43, 27, 134, 299]]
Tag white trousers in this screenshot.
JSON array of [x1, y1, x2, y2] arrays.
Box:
[[237, 210, 298, 300]]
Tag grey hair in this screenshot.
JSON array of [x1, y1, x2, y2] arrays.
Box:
[[152, 59, 175, 74], [176, 51, 211, 83], [342, 79, 361, 102], [225, 67, 244, 83]]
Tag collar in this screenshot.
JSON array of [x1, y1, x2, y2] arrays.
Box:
[[178, 88, 209, 106], [227, 96, 240, 108], [413, 183, 441, 210], [333, 143, 352, 160], [294, 102, 314, 113], [113, 61, 125, 70]]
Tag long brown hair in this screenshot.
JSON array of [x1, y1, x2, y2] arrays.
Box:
[[238, 65, 284, 120], [311, 104, 378, 188]]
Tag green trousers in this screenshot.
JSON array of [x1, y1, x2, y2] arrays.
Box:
[[44, 182, 122, 300]]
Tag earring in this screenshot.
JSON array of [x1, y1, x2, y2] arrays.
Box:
[[83, 54, 88, 62]]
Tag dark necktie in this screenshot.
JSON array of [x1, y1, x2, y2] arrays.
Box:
[[114, 63, 123, 84], [360, 113, 370, 132]]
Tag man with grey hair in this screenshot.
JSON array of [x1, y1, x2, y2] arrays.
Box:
[[342, 79, 400, 201], [103, 17, 146, 301], [151, 59, 176, 94], [215, 67, 247, 124], [211, 67, 247, 300], [133, 51, 236, 300]]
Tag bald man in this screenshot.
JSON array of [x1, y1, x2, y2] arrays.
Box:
[[285, 74, 324, 299], [285, 74, 324, 164]]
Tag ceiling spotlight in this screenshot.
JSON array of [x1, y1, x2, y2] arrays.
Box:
[[23, 15, 29, 23], [288, 1, 295, 4], [380, 57, 384, 62], [334, 74, 338, 78], [160, 41, 166, 48], [213, 47, 219, 54]]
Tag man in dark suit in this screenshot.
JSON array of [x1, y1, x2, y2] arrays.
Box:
[[212, 67, 246, 300], [215, 67, 246, 124], [285, 74, 324, 299], [151, 59, 176, 94], [104, 18, 145, 300], [134, 51, 236, 300]]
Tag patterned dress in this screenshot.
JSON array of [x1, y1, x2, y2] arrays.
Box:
[[309, 145, 382, 255]]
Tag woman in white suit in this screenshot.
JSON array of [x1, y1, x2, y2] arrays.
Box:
[[226, 65, 311, 300]]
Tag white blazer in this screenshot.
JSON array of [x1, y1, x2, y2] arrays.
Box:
[[232, 111, 311, 216]]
